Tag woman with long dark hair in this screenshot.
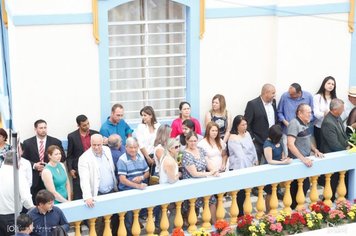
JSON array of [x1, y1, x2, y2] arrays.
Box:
[[170, 102, 202, 138], [313, 76, 337, 149], [263, 124, 292, 211], [228, 115, 257, 216], [135, 106, 161, 167]]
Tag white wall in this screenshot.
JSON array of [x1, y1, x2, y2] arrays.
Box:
[[200, 16, 277, 121], [200, 11, 352, 123], [275, 13, 351, 103], [4, 0, 354, 140], [8, 20, 101, 140]]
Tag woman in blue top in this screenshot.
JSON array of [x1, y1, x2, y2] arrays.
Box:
[[263, 124, 292, 211], [42, 145, 71, 204]]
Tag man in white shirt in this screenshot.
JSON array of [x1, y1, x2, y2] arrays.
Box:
[[0, 151, 34, 236], [19, 143, 32, 188], [78, 134, 118, 236]]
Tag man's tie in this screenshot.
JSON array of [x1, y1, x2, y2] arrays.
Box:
[[39, 140, 44, 162]]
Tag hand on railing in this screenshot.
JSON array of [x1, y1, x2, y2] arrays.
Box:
[[85, 198, 95, 208], [137, 183, 147, 190], [314, 149, 324, 158], [301, 158, 313, 167]]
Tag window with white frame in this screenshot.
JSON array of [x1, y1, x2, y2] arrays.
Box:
[[108, 0, 186, 123]]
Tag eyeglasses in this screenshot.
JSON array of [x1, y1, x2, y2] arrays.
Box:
[[174, 145, 181, 149]]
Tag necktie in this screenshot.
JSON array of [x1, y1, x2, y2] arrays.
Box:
[[39, 140, 44, 162]]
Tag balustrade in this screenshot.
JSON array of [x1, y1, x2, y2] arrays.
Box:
[[59, 151, 356, 235]]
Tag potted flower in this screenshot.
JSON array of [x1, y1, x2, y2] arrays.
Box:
[[191, 228, 210, 236], [236, 214, 254, 236], [282, 212, 306, 234], [303, 211, 323, 230], [171, 227, 184, 236], [310, 201, 330, 219], [248, 221, 266, 236], [335, 200, 352, 215], [347, 204, 356, 222], [260, 215, 283, 236], [211, 219, 236, 236], [326, 209, 346, 226]]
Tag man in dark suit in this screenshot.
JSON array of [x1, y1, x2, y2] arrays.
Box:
[[23, 119, 66, 203], [320, 98, 349, 201], [244, 84, 277, 164], [67, 115, 99, 200], [321, 98, 349, 153]]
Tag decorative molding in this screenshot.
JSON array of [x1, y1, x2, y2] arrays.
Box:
[[206, 3, 350, 19], [92, 0, 100, 44], [200, 0, 205, 39], [9, 13, 92, 26]]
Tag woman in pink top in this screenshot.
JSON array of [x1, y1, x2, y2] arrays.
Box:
[[170, 101, 202, 138]]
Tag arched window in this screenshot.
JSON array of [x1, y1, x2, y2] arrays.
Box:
[[102, 0, 191, 123]]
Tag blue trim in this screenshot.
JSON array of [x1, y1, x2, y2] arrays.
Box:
[[350, 4, 356, 87], [206, 3, 350, 19], [186, 2, 200, 119], [98, 0, 200, 123], [10, 13, 92, 26], [276, 3, 350, 17], [0, 3, 12, 129], [206, 5, 275, 18], [3, 3, 350, 25], [98, 2, 110, 124]]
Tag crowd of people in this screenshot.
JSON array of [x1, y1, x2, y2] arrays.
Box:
[[0, 76, 355, 235]]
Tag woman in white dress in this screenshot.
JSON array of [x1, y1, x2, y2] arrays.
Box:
[[313, 76, 337, 149], [198, 121, 227, 172]]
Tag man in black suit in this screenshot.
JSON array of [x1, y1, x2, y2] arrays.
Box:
[[23, 119, 66, 203], [244, 84, 277, 164], [67, 115, 99, 200]]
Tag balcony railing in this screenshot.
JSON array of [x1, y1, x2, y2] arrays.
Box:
[[58, 150, 356, 235]]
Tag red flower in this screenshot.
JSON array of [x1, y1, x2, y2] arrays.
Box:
[[283, 212, 306, 234], [171, 227, 184, 236], [214, 219, 229, 231]]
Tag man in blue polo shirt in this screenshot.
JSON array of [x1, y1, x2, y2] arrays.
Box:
[[100, 103, 133, 145], [117, 137, 149, 235], [277, 83, 314, 153]]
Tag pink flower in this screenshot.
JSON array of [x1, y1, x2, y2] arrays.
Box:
[[276, 223, 283, 232]]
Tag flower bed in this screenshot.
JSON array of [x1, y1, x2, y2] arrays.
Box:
[[172, 200, 356, 236]]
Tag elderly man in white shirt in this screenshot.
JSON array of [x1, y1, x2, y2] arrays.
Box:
[[78, 133, 118, 236]]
